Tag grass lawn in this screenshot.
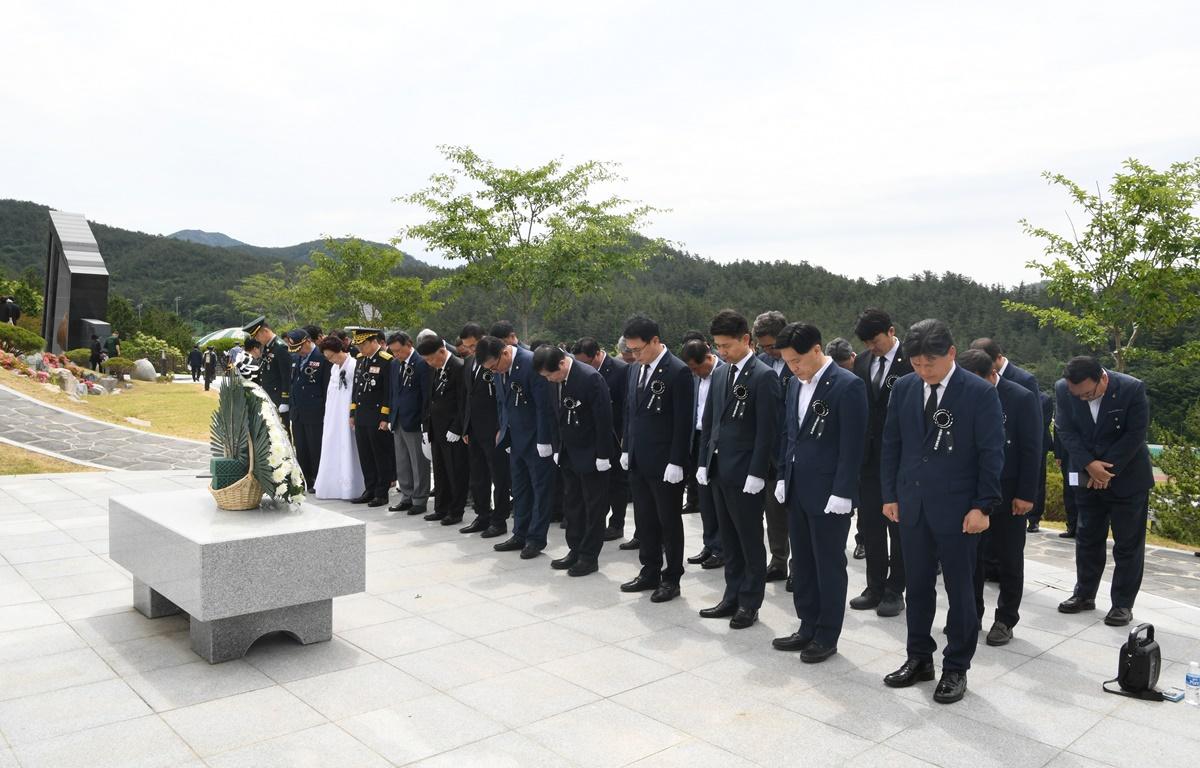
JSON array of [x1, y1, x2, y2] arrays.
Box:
[[0, 442, 97, 475], [0, 369, 216, 441], [1038, 519, 1198, 554]]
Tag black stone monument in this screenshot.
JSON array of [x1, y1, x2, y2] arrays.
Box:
[[42, 211, 109, 354]]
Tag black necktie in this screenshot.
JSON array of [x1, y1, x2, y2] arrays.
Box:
[[727, 364, 738, 397], [638, 364, 650, 390], [924, 383, 940, 432], [872, 356, 886, 395]]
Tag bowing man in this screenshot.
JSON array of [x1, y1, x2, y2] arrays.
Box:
[[417, 335, 469, 525], [572, 337, 631, 542], [348, 327, 397, 507], [459, 323, 512, 538], [534, 345, 613, 577], [880, 319, 1003, 704], [772, 323, 867, 662]]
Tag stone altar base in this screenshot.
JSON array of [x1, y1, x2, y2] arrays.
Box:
[[109, 488, 365, 663]]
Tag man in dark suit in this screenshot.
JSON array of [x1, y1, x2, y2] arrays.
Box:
[[958, 349, 1042, 646], [535, 345, 613, 576], [387, 332, 432, 515], [286, 328, 330, 493], [416, 335, 468, 525], [681, 339, 725, 570], [619, 315, 695, 603], [772, 323, 867, 662], [880, 319, 1004, 704], [851, 308, 913, 618], [1052, 426, 1078, 538], [753, 310, 793, 583], [573, 337, 631, 543], [348, 328, 397, 507], [697, 310, 782, 629], [477, 336, 556, 559], [459, 323, 511, 538], [1054, 356, 1154, 627]]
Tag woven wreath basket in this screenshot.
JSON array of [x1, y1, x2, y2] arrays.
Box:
[[208, 438, 264, 511]]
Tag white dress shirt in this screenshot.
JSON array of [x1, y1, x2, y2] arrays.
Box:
[[638, 345, 669, 389], [793, 356, 852, 514], [696, 363, 714, 431], [874, 336, 900, 383], [924, 363, 956, 409]]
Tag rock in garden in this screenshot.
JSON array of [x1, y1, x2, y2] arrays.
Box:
[[132, 358, 157, 381]]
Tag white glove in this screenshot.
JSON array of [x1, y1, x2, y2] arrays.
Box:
[[774, 480, 785, 505], [505, 447, 511, 455], [824, 495, 853, 515], [596, 458, 611, 472], [553, 452, 559, 465], [742, 475, 765, 495], [620, 452, 629, 471], [537, 443, 553, 458], [421, 433, 432, 460], [696, 467, 709, 486], [445, 431, 461, 443], [663, 464, 684, 484], [278, 404, 289, 414]]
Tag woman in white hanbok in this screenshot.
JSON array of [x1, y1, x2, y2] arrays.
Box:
[[314, 336, 366, 500]]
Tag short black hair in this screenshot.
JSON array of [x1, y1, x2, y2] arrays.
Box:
[[902, 319, 954, 359], [532, 344, 566, 373], [489, 320, 516, 339], [623, 315, 661, 344], [415, 336, 445, 356], [460, 322, 486, 341], [244, 339, 262, 352], [752, 311, 787, 339], [304, 325, 322, 341], [528, 339, 551, 351], [574, 337, 601, 358], [681, 329, 707, 345], [958, 348, 995, 378], [776, 322, 822, 354], [680, 339, 710, 364], [825, 337, 854, 363], [1064, 356, 1104, 384], [475, 336, 506, 364], [386, 331, 412, 347], [854, 308, 893, 342], [709, 309, 749, 339], [969, 337, 1003, 362]]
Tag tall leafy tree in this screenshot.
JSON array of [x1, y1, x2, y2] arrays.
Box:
[[398, 145, 669, 338], [227, 262, 307, 329], [1004, 158, 1200, 371]]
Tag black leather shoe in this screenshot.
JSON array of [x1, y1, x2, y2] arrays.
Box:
[[1027, 521, 1040, 533], [701, 553, 726, 570], [852, 543, 866, 560], [368, 497, 388, 507], [440, 515, 463, 526], [772, 630, 813, 651], [765, 566, 787, 582], [801, 642, 837, 663], [1104, 606, 1133, 626], [603, 527, 623, 542], [407, 506, 427, 516], [1058, 530, 1076, 539], [568, 560, 598, 577], [481, 524, 507, 538], [1057, 595, 1096, 614], [520, 544, 543, 559], [884, 657, 936, 688], [388, 500, 412, 512], [618, 537, 641, 551], [699, 600, 738, 619], [849, 591, 881, 610], [687, 547, 712, 565], [424, 510, 444, 521], [551, 553, 578, 570], [459, 518, 488, 534], [729, 608, 757, 629], [985, 621, 1012, 646], [620, 575, 659, 593], [876, 592, 905, 617], [493, 536, 526, 552], [650, 583, 680, 603], [350, 492, 372, 504], [933, 670, 967, 703]]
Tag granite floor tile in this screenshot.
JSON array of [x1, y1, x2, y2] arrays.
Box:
[[124, 659, 274, 711], [476, 620, 604, 664], [204, 722, 389, 768], [0, 647, 115, 701], [0, 679, 151, 745], [338, 692, 507, 765], [70, 610, 189, 646], [0, 622, 86, 663], [160, 686, 326, 757], [1069, 711, 1200, 765], [448, 667, 599, 729], [518, 699, 688, 768], [284, 661, 432, 720], [539, 644, 678, 697], [884, 708, 1060, 768], [408, 731, 574, 768], [0, 601, 61, 633], [623, 738, 760, 768], [92, 630, 201, 676], [387, 638, 529, 691], [340, 616, 464, 659], [243, 634, 375, 683], [10, 715, 196, 768]]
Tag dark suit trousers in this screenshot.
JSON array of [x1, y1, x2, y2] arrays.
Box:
[[431, 436, 468, 517], [710, 455, 767, 610], [973, 480, 1026, 628], [355, 424, 395, 499], [562, 464, 610, 562], [900, 507, 981, 672], [788, 474, 852, 646], [1028, 455, 1049, 524], [466, 429, 511, 524], [607, 440, 631, 530], [510, 449, 555, 548], [859, 455, 905, 596], [1061, 467, 1078, 532], [1073, 488, 1148, 609], [764, 463, 789, 569], [690, 430, 720, 553], [293, 420, 323, 489], [630, 469, 685, 583]]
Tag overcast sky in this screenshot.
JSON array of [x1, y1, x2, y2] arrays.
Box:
[[3, 1, 1198, 285]]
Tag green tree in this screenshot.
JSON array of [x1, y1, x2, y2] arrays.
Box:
[[1004, 158, 1200, 371], [294, 238, 440, 329], [227, 262, 307, 329], [398, 145, 669, 338], [106, 295, 140, 337]]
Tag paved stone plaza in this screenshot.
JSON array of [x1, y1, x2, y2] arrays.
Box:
[[1, 468, 1199, 767]]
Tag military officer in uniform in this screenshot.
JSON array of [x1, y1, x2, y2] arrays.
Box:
[[348, 327, 396, 507], [286, 328, 331, 494], [243, 316, 293, 429]]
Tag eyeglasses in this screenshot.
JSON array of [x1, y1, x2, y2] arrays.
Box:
[[626, 343, 646, 356], [338, 369, 348, 390]]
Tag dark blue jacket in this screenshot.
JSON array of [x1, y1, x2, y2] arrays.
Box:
[[777, 362, 868, 514], [757, 351, 793, 393], [1053, 370, 1153, 497], [390, 349, 429, 433], [551, 360, 613, 473], [996, 376, 1043, 502], [1001, 360, 1040, 397], [289, 346, 331, 425], [881, 367, 1005, 534], [699, 353, 779, 482], [597, 353, 628, 442], [497, 345, 554, 455], [625, 350, 695, 477]]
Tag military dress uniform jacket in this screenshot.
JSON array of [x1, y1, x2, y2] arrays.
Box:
[[352, 349, 395, 426], [259, 335, 293, 407], [290, 347, 332, 425]]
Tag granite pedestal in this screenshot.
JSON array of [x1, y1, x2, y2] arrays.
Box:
[[109, 488, 365, 663]]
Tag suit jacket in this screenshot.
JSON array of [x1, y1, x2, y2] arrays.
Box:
[[777, 362, 868, 514], [1002, 360, 1040, 397], [699, 353, 781, 483], [624, 350, 695, 477], [597, 353, 628, 442], [351, 349, 395, 426], [551, 361, 613, 473], [461, 354, 499, 440], [880, 367, 1005, 534], [853, 344, 914, 464], [757, 351, 793, 393], [423, 355, 466, 436], [496, 345, 554, 455], [1053, 370, 1153, 497], [996, 377, 1043, 502], [1039, 391, 1053, 456], [389, 350, 428, 433], [289, 346, 331, 425]]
